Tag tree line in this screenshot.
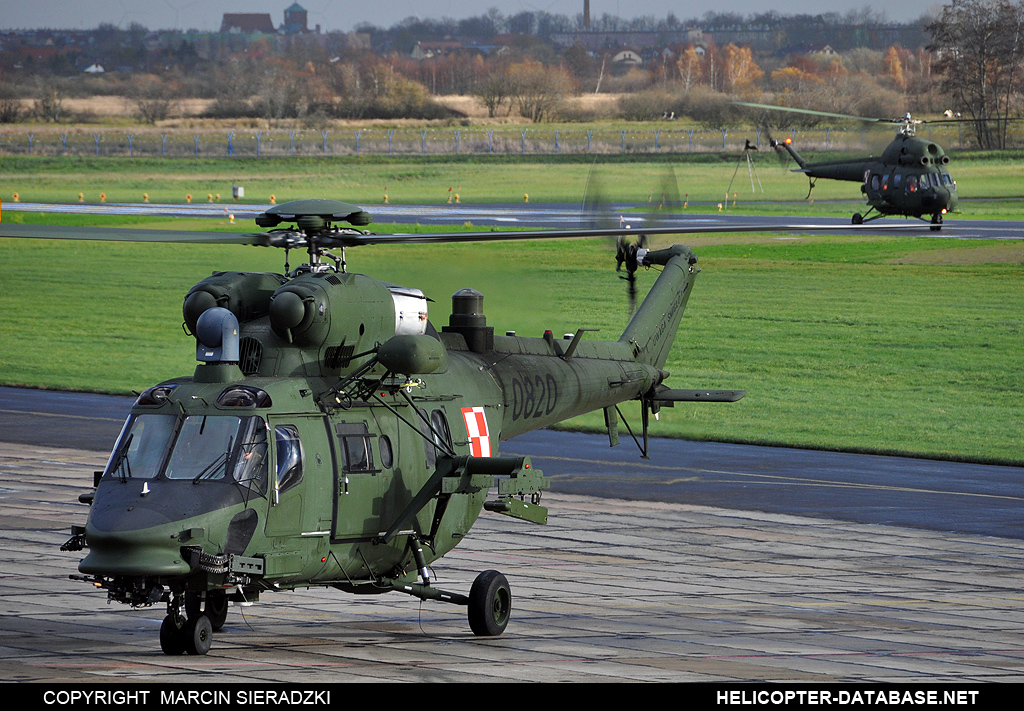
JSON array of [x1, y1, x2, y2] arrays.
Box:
[[1, 1, 1021, 150]]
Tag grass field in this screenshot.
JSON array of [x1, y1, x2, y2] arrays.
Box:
[[2, 152, 1022, 217], [1, 155, 1022, 464]]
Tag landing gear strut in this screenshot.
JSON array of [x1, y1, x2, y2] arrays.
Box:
[[383, 549, 513, 637], [930, 213, 943, 231], [852, 206, 880, 225], [185, 590, 229, 631]]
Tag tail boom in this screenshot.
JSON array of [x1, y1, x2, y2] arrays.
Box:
[[619, 245, 698, 371]]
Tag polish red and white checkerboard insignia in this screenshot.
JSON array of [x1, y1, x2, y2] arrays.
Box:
[[461, 406, 491, 457]]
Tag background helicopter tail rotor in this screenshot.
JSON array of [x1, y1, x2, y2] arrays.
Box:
[[614, 166, 682, 314], [582, 163, 649, 316], [614, 233, 648, 315], [762, 125, 793, 171]]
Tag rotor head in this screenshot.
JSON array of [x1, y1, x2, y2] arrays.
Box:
[[254, 199, 372, 232]]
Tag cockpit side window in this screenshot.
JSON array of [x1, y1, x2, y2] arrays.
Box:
[[232, 417, 268, 494], [275, 425, 303, 494]]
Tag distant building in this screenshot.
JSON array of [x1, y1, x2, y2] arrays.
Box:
[[611, 49, 642, 65], [220, 4, 310, 35], [282, 3, 308, 34], [220, 14, 275, 34], [16, 45, 59, 62], [410, 40, 463, 59]]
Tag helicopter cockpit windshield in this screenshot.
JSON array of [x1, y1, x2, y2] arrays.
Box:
[[104, 413, 268, 492]]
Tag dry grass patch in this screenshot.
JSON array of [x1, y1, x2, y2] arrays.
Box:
[[888, 244, 1024, 265]]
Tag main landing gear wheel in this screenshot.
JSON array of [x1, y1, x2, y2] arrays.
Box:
[[852, 213, 863, 225], [468, 569, 511, 636], [185, 590, 229, 631], [930, 213, 943, 231]]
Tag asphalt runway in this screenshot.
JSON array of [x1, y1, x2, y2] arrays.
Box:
[[5, 200, 1024, 238]]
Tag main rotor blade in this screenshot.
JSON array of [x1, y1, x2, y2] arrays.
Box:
[[0, 223, 271, 244], [1, 219, 930, 248], [341, 222, 922, 246]]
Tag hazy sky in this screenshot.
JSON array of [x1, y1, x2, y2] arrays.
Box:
[[0, 1, 946, 33]]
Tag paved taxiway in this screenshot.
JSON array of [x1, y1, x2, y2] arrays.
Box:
[[2, 389, 1024, 682]]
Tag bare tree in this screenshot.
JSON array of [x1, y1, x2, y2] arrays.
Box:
[[33, 81, 66, 123], [929, 0, 1024, 149], [473, 70, 515, 117], [507, 60, 574, 122], [126, 75, 179, 124]]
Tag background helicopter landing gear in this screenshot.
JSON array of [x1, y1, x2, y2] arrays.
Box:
[[468, 569, 511, 636], [930, 213, 944, 231], [852, 208, 879, 225], [185, 590, 229, 631]]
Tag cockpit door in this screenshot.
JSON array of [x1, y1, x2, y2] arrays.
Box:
[[264, 415, 330, 538]]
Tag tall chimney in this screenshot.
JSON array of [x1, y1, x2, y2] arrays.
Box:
[[584, 0, 591, 30]]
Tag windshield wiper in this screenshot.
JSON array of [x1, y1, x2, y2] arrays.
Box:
[[111, 433, 134, 482], [192, 436, 233, 484]]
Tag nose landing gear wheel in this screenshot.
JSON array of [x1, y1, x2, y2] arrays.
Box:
[[468, 569, 511, 636], [160, 609, 214, 655], [183, 615, 213, 655], [160, 615, 186, 656]]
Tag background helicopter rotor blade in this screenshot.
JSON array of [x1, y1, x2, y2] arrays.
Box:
[[734, 101, 1024, 136], [734, 101, 893, 125]]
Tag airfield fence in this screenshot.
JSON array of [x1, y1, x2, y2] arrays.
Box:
[[0, 125, 972, 158]]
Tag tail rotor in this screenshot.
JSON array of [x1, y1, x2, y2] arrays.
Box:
[[615, 232, 648, 315]]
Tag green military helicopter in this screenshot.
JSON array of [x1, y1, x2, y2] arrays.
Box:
[[1, 199, 752, 656], [735, 102, 961, 230]]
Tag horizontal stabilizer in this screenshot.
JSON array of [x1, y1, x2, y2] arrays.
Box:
[[653, 388, 746, 403]]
